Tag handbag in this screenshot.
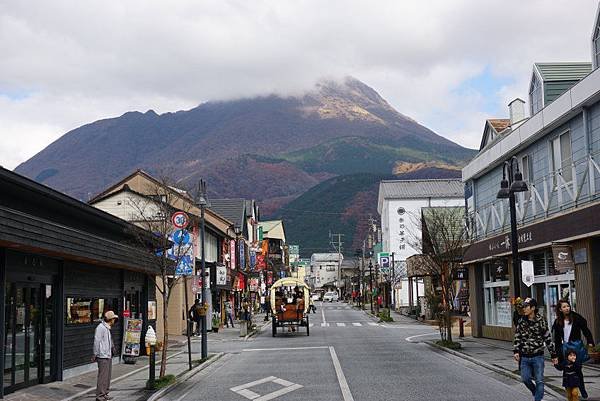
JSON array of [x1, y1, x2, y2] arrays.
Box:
[[562, 339, 590, 363]]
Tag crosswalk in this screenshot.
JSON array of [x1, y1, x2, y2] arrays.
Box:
[[314, 322, 383, 328]]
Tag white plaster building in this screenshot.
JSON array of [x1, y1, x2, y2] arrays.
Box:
[[377, 179, 464, 307], [307, 253, 343, 291]]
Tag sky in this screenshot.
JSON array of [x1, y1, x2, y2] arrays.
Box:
[[1, 0, 599, 169]]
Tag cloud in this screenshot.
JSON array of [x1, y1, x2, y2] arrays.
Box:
[[1, 0, 598, 168]]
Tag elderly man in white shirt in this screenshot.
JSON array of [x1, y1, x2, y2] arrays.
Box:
[[92, 311, 118, 401]]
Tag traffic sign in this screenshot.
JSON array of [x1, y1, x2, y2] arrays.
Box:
[[172, 229, 191, 245], [378, 252, 390, 269], [175, 255, 194, 276], [171, 211, 189, 229]]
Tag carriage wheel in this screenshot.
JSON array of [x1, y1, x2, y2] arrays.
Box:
[[306, 316, 310, 336], [272, 316, 277, 337]]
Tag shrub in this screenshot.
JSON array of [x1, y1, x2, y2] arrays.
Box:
[[146, 374, 176, 390], [436, 340, 462, 350]]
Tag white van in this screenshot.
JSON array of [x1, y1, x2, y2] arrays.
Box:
[[323, 291, 339, 302]]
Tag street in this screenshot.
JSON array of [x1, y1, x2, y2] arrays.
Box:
[[161, 303, 549, 401]]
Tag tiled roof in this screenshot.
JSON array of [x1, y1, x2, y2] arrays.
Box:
[[379, 179, 463, 200], [535, 62, 592, 82], [487, 119, 510, 133], [209, 198, 246, 229]]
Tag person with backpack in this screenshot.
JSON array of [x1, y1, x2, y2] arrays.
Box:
[[552, 299, 594, 400], [513, 298, 558, 401], [188, 299, 203, 336]]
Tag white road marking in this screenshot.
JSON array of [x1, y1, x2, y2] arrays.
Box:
[[321, 302, 327, 324], [352, 323, 362, 326], [230, 376, 303, 401], [309, 323, 314, 327], [329, 346, 355, 401], [368, 322, 378, 326], [405, 332, 439, 342], [242, 346, 329, 352], [321, 322, 329, 327], [336, 323, 346, 327]]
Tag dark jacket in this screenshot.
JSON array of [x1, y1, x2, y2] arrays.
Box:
[[188, 304, 202, 321], [554, 361, 582, 388], [552, 311, 595, 361], [513, 313, 557, 358]]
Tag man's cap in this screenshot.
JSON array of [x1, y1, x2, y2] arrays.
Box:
[[104, 310, 119, 320], [522, 298, 537, 308]]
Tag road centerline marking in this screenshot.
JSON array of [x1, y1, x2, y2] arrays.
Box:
[[329, 346, 355, 401]]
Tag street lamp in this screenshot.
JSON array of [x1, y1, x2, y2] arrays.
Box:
[[197, 179, 210, 360], [496, 157, 528, 298]]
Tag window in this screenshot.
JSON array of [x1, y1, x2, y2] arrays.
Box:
[[66, 297, 118, 325], [520, 154, 533, 183], [530, 75, 543, 115], [551, 131, 572, 184], [595, 29, 600, 69], [483, 261, 511, 327]]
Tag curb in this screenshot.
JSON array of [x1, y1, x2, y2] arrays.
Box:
[[244, 319, 271, 340], [60, 350, 185, 401], [425, 341, 564, 399], [147, 352, 225, 401]]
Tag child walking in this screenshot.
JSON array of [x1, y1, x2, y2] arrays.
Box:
[[554, 349, 583, 401]]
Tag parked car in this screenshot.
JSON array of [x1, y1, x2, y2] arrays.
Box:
[[323, 291, 339, 302], [311, 293, 321, 301]]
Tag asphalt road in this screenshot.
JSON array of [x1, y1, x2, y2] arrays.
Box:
[[160, 302, 557, 401]]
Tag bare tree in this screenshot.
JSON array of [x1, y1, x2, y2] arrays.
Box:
[[125, 176, 198, 378], [408, 206, 468, 343]]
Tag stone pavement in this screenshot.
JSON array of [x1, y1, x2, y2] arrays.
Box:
[[3, 314, 267, 401]]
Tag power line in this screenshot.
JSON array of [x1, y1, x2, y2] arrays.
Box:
[[276, 207, 375, 216]]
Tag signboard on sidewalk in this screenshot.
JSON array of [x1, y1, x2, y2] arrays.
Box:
[[122, 318, 143, 357]]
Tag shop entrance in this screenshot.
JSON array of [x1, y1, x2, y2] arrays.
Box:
[[530, 278, 575, 325], [3, 282, 54, 393]]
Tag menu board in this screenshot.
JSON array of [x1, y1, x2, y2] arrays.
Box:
[[122, 318, 143, 357]]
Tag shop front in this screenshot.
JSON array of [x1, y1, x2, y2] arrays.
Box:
[[465, 203, 600, 342]]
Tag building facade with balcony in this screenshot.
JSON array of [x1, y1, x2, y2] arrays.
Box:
[[463, 7, 600, 341]]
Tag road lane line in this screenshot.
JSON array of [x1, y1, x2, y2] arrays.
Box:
[[321, 302, 326, 324], [336, 322, 346, 327], [329, 346, 355, 401], [367, 322, 378, 326], [405, 332, 439, 342], [242, 346, 329, 352], [237, 389, 260, 399], [321, 322, 329, 327], [352, 323, 362, 326]]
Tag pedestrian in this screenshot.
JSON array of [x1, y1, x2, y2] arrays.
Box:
[[92, 310, 118, 401], [552, 299, 594, 400], [225, 300, 235, 328], [188, 299, 202, 336], [264, 292, 271, 320], [513, 298, 558, 401], [309, 297, 316, 313], [554, 349, 583, 401]]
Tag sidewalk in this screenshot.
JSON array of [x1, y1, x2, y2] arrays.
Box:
[[3, 314, 267, 401], [386, 308, 600, 397]]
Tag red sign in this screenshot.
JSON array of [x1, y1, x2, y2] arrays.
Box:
[[256, 254, 266, 270], [122, 310, 131, 318], [230, 239, 236, 269], [171, 211, 189, 229]]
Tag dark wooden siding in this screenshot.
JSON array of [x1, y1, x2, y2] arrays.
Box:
[[63, 262, 123, 369]]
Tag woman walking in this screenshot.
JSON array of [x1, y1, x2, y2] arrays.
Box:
[[552, 300, 595, 400]]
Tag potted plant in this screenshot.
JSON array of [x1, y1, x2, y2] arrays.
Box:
[[589, 344, 600, 363], [212, 312, 220, 333]]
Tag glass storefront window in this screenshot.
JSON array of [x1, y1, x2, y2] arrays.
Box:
[[483, 260, 511, 327], [66, 297, 117, 324]]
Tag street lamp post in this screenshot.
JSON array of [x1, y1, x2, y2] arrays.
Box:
[[496, 157, 528, 298], [368, 260, 373, 314], [198, 179, 210, 360]]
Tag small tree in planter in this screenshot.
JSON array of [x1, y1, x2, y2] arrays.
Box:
[[212, 312, 221, 333]]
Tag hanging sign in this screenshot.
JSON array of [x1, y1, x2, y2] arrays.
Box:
[[521, 260, 534, 287], [216, 265, 227, 286], [239, 241, 246, 270], [230, 240, 237, 269], [552, 244, 575, 272]]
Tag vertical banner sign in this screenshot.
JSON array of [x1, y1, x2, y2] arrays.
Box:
[[230, 240, 237, 270], [521, 260, 534, 287], [122, 318, 143, 358], [552, 244, 575, 273], [239, 241, 246, 270], [216, 265, 227, 286], [250, 250, 256, 271]]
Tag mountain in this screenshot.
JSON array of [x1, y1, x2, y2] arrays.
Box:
[[14, 77, 475, 251], [274, 168, 463, 257]]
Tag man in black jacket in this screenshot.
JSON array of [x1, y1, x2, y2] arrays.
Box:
[[553, 300, 594, 399], [514, 298, 558, 401]]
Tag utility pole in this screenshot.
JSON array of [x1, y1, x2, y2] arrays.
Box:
[[369, 260, 373, 313], [198, 179, 209, 360], [391, 252, 395, 310], [330, 232, 344, 296]]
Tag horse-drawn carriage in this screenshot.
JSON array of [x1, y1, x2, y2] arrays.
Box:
[[270, 277, 310, 337]]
